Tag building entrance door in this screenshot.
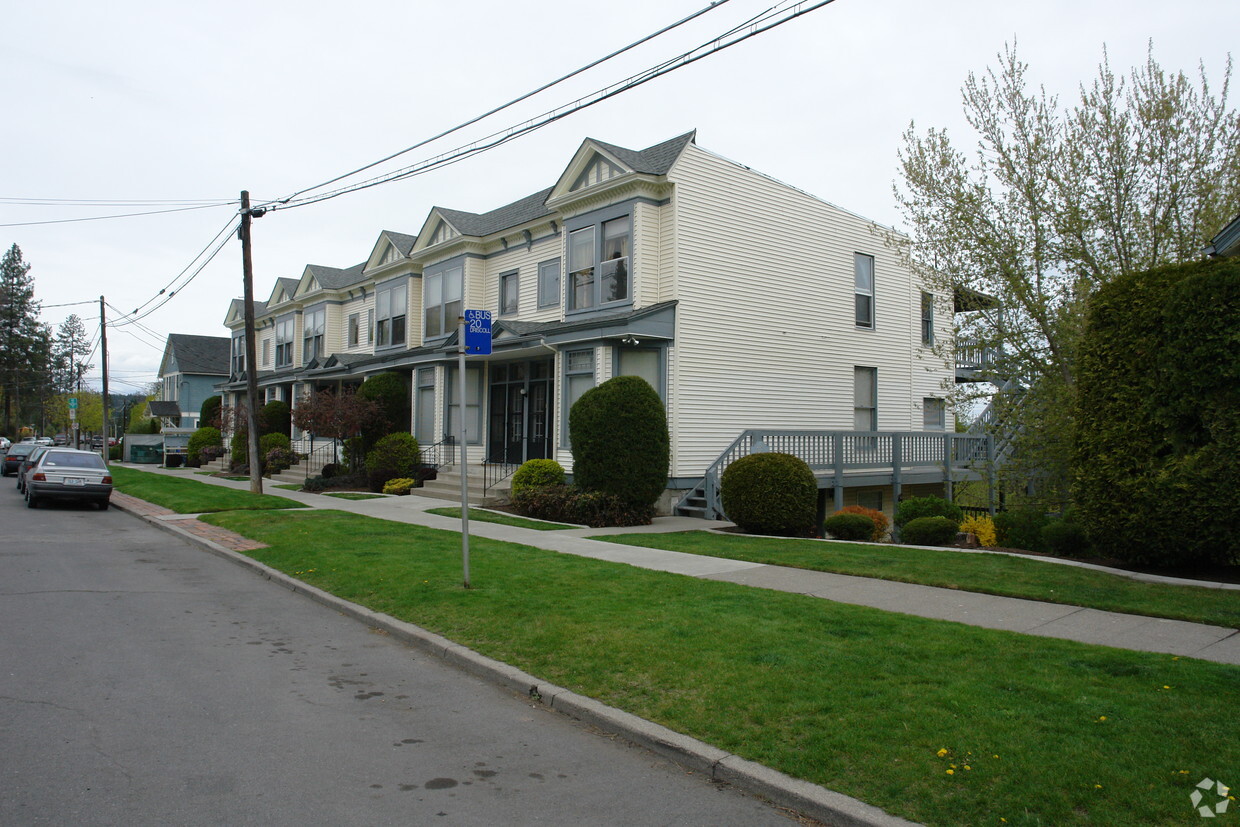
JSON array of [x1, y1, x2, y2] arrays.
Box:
[[488, 360, 553, 464]]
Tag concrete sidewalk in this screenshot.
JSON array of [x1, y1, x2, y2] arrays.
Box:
[[120, 464, 1240, 665]]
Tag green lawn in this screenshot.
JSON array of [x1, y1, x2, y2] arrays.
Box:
[[324, 492, 385, 500], [592, 531, 1240, 630], [202, 509, 1238, 826], [425, 506, 575, 530], [110, 466, 303, 513]]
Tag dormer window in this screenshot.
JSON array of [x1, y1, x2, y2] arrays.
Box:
[[568, 215, 630, 311], [571, 154, 625, 191]]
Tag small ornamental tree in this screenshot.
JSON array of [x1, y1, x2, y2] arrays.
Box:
[[292, 388, 383, 471], [720, 452, 817, 537], [186, 426, 222, 467], [569, 375, 669, 510], [200, 396, 222, 429]]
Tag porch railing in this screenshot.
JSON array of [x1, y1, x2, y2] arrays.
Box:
[[680, 429, 994, 520], [417, 437, 457, 470], [482, 460, 520, 495], [955, 339, 1002, 373]]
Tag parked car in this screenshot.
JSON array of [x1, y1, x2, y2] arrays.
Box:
[[0, 436, 10, 452], [34, 436, 53, 446], [20, 437, 36, 444], [24, 448, 112, 510], [2, 443, 38, 476], [52, 433, 68, 446], [15, 446, 49, 494]]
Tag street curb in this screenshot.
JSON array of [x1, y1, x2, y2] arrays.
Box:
[[115, 501, 917, 827]]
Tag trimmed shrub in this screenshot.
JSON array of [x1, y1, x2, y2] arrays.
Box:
[[264, 446, 296, 475], [320, 463, 340, 479], [994, 508, 1050, 552], [200, 396, 222, 429], [720, 452, 817, 537], [383, 478, 416, 495], [259, 432, 291, 455], [511, 484, 654, 528], [1041, 519, 1090, 558], [303, 472, 368, 492], [358, 373, 410, 447], [569, 376, 669, 509], [511, 459, 566, 497], [894, 496, 963, 529], [364, 433, 420, 493], [259, 400, 291, 437], [901, 516, 960, 546], [959, 514, 998, 547], [823, 513, 877, 541], [836, 504, 890, 541], [1075, 257, 1240, 567], [186, 426, 222, 467], [230, 429, 249, 469]]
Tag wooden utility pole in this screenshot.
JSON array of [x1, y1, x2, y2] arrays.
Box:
[[240, 191, 263, 495], [99, 296, 109, 462]]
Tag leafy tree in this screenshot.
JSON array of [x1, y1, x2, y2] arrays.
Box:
[[894, 44, 1240, 505], [259, 399, 291, 437], [356, 372, 409, 446], [292, 387, 383, 470], [200, 395, 222, 428], [0, 244, 49, 434]]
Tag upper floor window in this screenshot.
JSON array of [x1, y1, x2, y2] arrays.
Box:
[[231, 335, 245, 375], [921, 291, 934, 345], [538, 258, 561, 309], [500, 271, 519, 316], [347, 313, 360, 348], [262, 339, 270, 367], [274, 317, 293, 367], [568, 215, 630, 311], [424, 264, 462, 339], [376, 281, 407, 348], [855, 253, 874, 328], [303, 307, 325, 363]]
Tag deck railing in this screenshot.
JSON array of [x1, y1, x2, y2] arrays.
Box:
[[684, 429, 994, 520]]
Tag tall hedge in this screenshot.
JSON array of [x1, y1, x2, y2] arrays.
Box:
[[259, 400, 291, 437], [200, 396, 222, 428], [357, 373, 410, 446], [569, 375, 669, 509], [1074, 257, 1240, 566]]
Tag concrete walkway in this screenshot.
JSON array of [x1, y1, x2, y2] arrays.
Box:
[[119, 465, 1240, 665]]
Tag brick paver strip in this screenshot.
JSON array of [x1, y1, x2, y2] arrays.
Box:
[[111, 491, 267, 551]]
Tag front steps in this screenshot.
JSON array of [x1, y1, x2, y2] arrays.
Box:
[[417, 463, 511, 506]]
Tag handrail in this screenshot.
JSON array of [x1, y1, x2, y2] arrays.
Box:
[[417, 437, 457, 470], [482, 460, 520, 495]]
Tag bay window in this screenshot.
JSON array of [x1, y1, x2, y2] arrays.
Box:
[[424, 263, 463, 339], [274, 317, 293, 367], [568, 214, 630, 311], [375, 280, 407, 348], [303, 307, 325, 362]]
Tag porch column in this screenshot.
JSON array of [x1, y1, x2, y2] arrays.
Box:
[[892, 433, 903, 509], [832, 432, 844, 512], [943, 433, 954, 503]]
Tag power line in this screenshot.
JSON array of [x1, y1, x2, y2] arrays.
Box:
[[0, 202, 236, 228], [269, 0, 831, 212], [279, 0, 736, 205], [0, 197, 236, 206]]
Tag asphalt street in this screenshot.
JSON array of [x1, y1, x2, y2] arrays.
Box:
[[0, 491, 796, 826]]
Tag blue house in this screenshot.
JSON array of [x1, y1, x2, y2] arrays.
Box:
[[158, 334, 231, 428]]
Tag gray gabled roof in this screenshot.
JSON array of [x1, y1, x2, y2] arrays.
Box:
[[1206, 212, 1240, 257], [147, 400, 182, 417], [381, 230, 418, 256], [165, 334, 230, 375], [436, 187, 556, 238], [590, 131, 695, 176], [305, 262, 368, 290], [227, 297, 267, 323]]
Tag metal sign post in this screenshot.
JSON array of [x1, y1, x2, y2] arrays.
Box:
[[457, 310, 492, 590]]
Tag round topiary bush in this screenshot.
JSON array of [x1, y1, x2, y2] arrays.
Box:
[[365, 432, 420, 492], [186, 426, 222, 467], [259, 432, 291, 456], [894, 496, 964, 529], [900, 516, 961, 546], [569, 375, 669, 509], [823, 512, 876, 541], [720, 452, 817, 537], [1040, 519, 1090, 558], [836, 504, 890, 541], [511, 458, 566, 497]]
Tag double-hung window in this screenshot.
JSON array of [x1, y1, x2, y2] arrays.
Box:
[[347, 312, 360, 348], [274, 318, 293, 367], [921, 291, 934, 345], [854, 367, 877, 431], [562, 349, 596, 445], [499, 271, 519, 316], [568, 215, 630, 311], [424, 263, 463, 339], [262, 339, 270, 367], [855, 253, 875, 328], [303, 307, 325, 363], [537, 259, 560, 309], [375, 281, 407, 348], [231, 335, 246, 375]]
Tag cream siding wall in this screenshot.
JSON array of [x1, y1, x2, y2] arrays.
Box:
[[665, 144, 953, 478], [480, 235, 563, 323], [324, 302, 344, 357], [339, 294, 377, 354], [634, 201, 663, 308]]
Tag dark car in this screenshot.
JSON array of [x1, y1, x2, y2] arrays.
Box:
[[25, 449, 113, 510], [2, 443, 38, 476], [15, 446, 49, 494]]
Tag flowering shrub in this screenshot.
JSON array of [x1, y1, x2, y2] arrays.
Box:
[[836, 505, 890, 541], [959, 514, 997, 547], [382, 478, 416, 495], [264, 446, 297, 474]]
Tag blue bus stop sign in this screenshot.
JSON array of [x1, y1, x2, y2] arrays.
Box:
[[464, 309, 492, 355]]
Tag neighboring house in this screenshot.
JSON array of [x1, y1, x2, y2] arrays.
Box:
[[217, 131, 991, 517], [1204, 212, 1240, 258], [157, 334, 230, 429]]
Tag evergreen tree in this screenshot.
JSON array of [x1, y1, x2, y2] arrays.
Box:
[[52, 313, 93, 394], [0, 244, 46, 435]]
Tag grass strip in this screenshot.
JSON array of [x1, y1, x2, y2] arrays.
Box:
[[110, 466, 302, 513], [203, 509, 1237, 827], [593, 531, 1240, 630], [425, 506, 575, 531], [273, 483, 303, 491]]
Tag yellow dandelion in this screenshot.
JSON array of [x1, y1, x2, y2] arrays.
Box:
[[1095, 784, 1103, 789], [993, 754, 1000, 759], [1163, 685, 1172, 690], [936, 748, 948, 757], [964, 765, 972, 771], [1098, 716, 1107, 722], [951, 764, 957, 769], [946, 769, 954, 775]]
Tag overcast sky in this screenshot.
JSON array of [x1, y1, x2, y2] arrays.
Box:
[[4, 0, 1235, 395]]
